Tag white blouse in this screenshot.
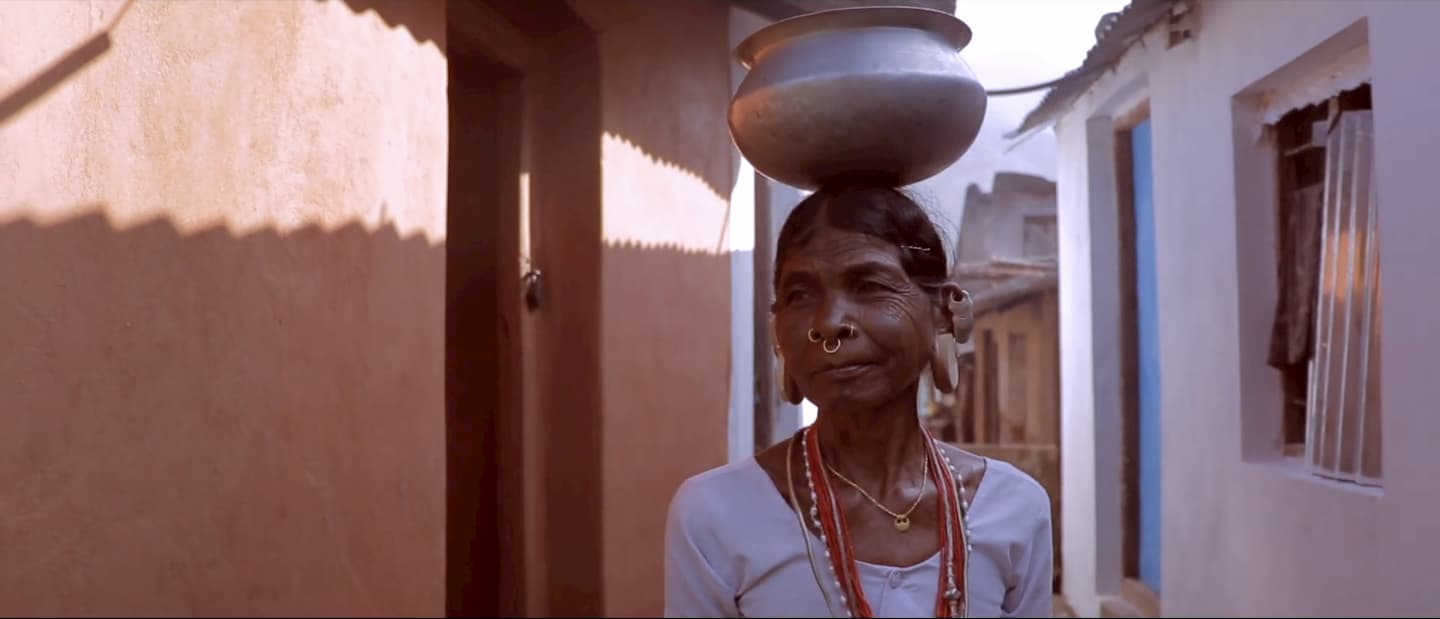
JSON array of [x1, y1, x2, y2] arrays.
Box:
[[664, 455, 1053, 618]]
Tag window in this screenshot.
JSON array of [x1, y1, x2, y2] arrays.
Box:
[[1022, 214, 1058, 259], [1268, 84, 1381, 485]]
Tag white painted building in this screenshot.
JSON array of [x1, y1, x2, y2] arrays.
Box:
[[1017, 0, 1440, 615]]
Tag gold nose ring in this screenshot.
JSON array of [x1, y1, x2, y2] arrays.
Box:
[[808, 329, 822, 343], [822, 338, 841, 354]]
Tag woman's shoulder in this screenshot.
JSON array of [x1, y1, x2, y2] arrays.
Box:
[[981, 456, 1053, 518], [937, 443, 1052, 523], [667, 458, 768, 530]]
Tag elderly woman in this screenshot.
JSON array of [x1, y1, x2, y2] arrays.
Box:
[[664, 182, 1053, 618]]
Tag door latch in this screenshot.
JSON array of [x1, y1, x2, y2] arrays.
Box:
[[522, 269, 543, 311]]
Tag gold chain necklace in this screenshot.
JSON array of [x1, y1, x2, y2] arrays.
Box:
[[823, 453, 928, 532]]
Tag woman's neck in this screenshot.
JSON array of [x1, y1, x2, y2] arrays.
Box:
[[814, 387, 928, 496]]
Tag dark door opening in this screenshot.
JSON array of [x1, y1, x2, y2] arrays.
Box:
[[1116, 113, 1162, 600], [444, 2, 603, 615], [445, 41, 524, 618]]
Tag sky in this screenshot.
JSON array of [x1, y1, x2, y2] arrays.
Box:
[[908, 0, 1133, 234]]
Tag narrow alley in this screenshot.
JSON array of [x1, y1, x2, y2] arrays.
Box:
[[1, 0, 1438, 617]]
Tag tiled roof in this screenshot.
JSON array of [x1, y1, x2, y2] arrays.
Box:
[[953, 259, 1057, 315]]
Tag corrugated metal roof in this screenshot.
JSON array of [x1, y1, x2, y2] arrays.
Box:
[[1006, 0, 1179, 139], [969, 272, 1057, 315]]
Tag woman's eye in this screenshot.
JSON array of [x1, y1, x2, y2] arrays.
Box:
[[857, 281, 891, 294], [784, 288, 812, 303]]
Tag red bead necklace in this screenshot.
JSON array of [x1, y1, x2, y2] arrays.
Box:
[[801, 424, 970, 618]]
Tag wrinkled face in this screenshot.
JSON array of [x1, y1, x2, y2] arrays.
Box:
[[773, 226, 939, 410]]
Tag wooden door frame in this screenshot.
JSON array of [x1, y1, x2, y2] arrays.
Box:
[[445, 6, 530, 614], [446, 2, 602, 616]]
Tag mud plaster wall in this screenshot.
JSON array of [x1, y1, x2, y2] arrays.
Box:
[[594, 0, 736, 615], [0, 1, 447, 615]]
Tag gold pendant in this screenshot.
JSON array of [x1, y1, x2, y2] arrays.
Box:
[[894, 515, 911, 532]]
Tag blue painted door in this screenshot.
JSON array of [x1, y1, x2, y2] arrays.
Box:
[[1131, 119, 1163, 593]]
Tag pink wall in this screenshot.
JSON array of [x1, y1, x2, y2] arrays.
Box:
[[0, 0, 741, 616], [594, 1, 736, 615], [0, 1, 447, 615]]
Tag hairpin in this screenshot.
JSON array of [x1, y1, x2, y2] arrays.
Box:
[[901, 245, 931, 253]]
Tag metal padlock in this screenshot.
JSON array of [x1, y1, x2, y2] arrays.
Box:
[[522, 269, 543, 311]]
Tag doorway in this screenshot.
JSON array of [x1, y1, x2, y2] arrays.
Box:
[[445, 36, 525, 619], [445, 1, 603, 616], [1115, 113, 1162, 598]]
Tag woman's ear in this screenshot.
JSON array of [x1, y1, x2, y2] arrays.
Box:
[[769, 314, 804, 405], [778, 356, 804, 405], [937, 282, 975, 344]]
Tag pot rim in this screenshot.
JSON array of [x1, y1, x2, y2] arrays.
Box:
[[735, 6, 973, 70]]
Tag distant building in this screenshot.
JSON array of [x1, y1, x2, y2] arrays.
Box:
[[926, 172, 1063, 594]]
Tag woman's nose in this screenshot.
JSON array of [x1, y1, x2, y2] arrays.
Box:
[[808, 314, 858, 342]]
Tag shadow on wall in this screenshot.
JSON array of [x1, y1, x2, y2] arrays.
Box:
[[0, 211, 446, 616], [0, 207, 741, 616], [598, 1, 736, 200], [330, 1, 738, 615], [329, 0, 591, 55], [599, 238, 732, 616], [0, 0, 133, 127], [330, 0, 444, 47]]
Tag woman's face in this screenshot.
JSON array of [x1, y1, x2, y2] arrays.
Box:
[[772, 226, 939, 411]]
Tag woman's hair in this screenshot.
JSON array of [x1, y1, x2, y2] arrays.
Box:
[[774, 182, 951, 294]]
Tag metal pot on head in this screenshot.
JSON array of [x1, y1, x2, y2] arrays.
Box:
[[729, 7, 987, 190]]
